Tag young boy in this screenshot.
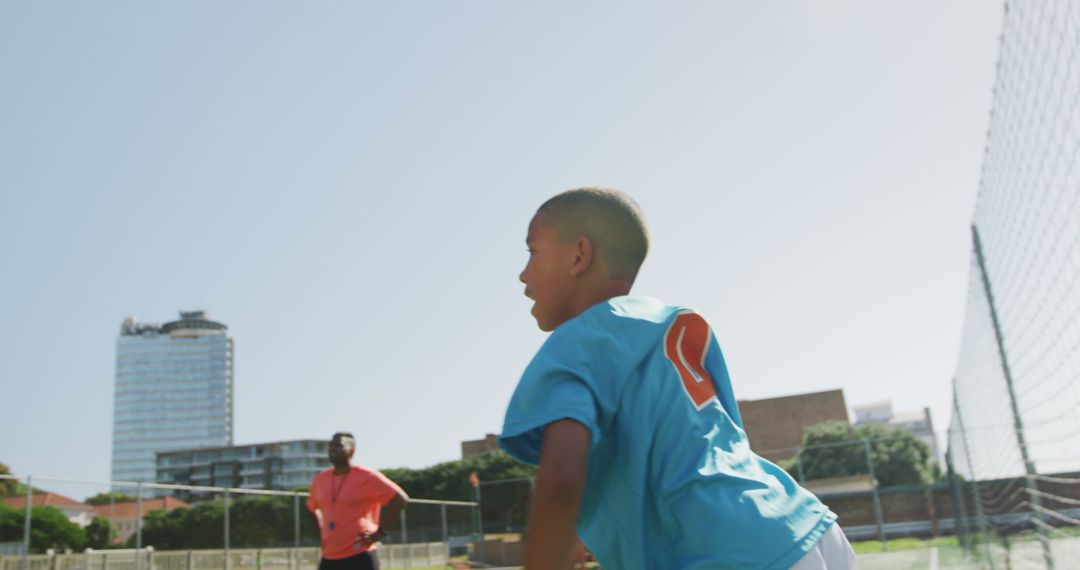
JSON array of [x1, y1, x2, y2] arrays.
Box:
[[499, 188, 858, 569]]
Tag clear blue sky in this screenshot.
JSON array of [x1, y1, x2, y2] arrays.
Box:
[[1, 2, 1003, 498]]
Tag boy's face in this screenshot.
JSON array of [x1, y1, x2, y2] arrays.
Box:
[[520, 212, 579, 332]]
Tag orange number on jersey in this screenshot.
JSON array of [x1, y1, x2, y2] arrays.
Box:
[[663, 311, 718, 410]]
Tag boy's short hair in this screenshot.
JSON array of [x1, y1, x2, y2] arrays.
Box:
[[538, 187, 650, 282]]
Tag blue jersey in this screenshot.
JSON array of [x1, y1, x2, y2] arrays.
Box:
[[500, 296, 836, 569]]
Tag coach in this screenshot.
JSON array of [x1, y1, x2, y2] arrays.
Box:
[[307, 432, 409, 570]]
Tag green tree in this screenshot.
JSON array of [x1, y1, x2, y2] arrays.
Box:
[[0, 504, 86, 553], [0, 463, 16, 498], [792, 421, 938, 487], [383, 451, 535, 502], [11, 483, 43, 495], [85, 517, 117, 549], [135, 495, 319, 550], [135, 507, 194, 550], [0, 503, 21, 544], [136, 501, 225, 549], [128, 451, 538, 550], [85, 492, 138, 506], [383, 451, 537, 537], [231, 495, 308, 548]]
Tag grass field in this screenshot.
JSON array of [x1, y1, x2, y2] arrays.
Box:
[[851, 536, 962, 554], [438, 536, 1080, 570], [851, 533, 1080, 570]]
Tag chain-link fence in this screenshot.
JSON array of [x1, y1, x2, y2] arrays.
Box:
[[471, 478, 533, 567], [2, 443, 968, 569], [465, 433, 982, 569], [0, 474, 478, 570], [470, 434, 958, 548], [946, 0, 1080, 567], [755, 437, 950, 546]]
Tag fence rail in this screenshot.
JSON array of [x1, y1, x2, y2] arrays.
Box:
[[0, 546, 450, 570], [0, 474, 477, 570]]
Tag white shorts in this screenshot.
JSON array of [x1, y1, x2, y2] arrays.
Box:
[[790, 524, 859, 569]]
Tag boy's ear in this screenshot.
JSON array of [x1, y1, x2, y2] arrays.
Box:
[[569, 236, 594, 276]]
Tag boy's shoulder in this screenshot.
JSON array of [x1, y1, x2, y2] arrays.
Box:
[[554, 295, 682, 336], [536, 296, 693, 369]]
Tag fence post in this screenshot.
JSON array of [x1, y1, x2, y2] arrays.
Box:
[[972, 224, 1053, 569], [22, 475, 32, 570], [293, 494, 300, 549], [946, 451, 970, 552], [795, 449, 805, 483], [186, 550, 193, 570], [475, 484, 484, 568], [925, 487, 939, 537], [223, 489, 230, 570], [1002, 532, 1012, 569], [954, 388, 996, 570], [292, 493, 300, 570], [400, 509, 409, 570], [440, 504, 448, 567], [863, 440, 886, 547], [109, 495, 115, 547], [135, 482, 143, 570]]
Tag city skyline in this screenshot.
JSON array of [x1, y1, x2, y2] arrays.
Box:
[[1, 2, 1004, 491]]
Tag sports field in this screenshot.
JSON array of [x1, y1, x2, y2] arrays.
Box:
[[857, 545, 976, 570], [852, 534, 1080, 570]]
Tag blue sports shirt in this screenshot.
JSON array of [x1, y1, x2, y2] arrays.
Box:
[[500, 296, 836, 569]]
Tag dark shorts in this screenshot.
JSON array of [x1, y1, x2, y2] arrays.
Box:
[[318, 552, 379, 570]]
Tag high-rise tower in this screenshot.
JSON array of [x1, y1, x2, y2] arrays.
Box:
[[111, 310, 233, 483]]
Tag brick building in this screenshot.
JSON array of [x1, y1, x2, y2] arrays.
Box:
[[464, 390, 850, 463], [461, 434, 500, 459], [738, 389, 850, 462], [5, 492, 96, 528], [90, 497, 190, 544]]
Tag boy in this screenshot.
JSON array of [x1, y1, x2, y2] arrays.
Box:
[[499, 188, 857, 569]]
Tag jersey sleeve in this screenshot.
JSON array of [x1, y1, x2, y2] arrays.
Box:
[[305, 477, 320, 513], [368, 469, 408, 505], [499, 317, 618, 465]]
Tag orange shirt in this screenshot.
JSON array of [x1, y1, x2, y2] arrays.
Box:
[[306, 465, 406, 559]]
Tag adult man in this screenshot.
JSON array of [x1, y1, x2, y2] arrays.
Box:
[[308, 432, 408, 570]]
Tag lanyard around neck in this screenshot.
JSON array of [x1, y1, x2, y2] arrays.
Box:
[[330, 469, 350, 505]]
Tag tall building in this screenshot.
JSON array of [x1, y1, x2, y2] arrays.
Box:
[[112, 311, 233, 485], [156, 440, 326, 501]]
